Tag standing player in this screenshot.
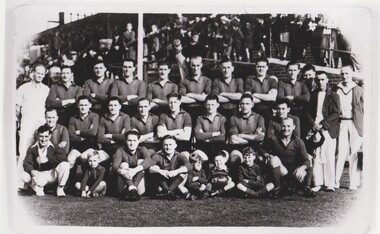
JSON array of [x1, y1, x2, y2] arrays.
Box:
[[304, 71, 340, 192], [45, 65, 83, 126], [146, 60, 178, 113], [334, 65, 363, 190], [110, 59, 146, 115], [244, 58, 278, 125], [16, 64, 50, 190], [83, 60, 113, 114], [301, 64, 318, 93], [179, 56, 212, 120], [212, 57, 244, 119], [157, 93, 192, 152]]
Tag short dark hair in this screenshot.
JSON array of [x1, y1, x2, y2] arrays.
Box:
[[205, 94, 219, 103], [93, 59, 105, 67], [220, 56, 233, 66], [137, 98, 150, 105], [275, 98, 291, 108], [123, 58, 136, 67], [286, 61, 299, 71], [32, 63, 46, 72], [240, 93, 253, 102], [242, 147, 256, 156], [107, 96, 122, 105], [45, 108, 58, 115], [167, 92, 182, 101], [37, 124, 52, 134], [124, 130, 141, 139], [302, 64, 315, 73], [315, 70, 328, 77], [256, 57, 269, 66], [77, 95, 91, 103], [157, 60, 171, 69], [341, 64, 354, 71], [162, 134, 177, 143], [61, 65, 73, 72]]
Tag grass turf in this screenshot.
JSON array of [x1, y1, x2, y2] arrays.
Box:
[[16, 168, 361, 227]]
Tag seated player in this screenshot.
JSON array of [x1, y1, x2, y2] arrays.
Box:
[[212, 57, 244, 119], [97, 97, 131, 158], [149, 135, 192, 200], [44, 108, 70, 154], [207, 151, 235, 197], [194, 94, 226, 161], [67, 96, 99, 187], [110, 59, 146, 115], [259, 117, 315, 198], [45, 65, 83, 126], [236, 147, 274, 198], [229, 94, 265, 150], [112, 130, 153, 201], [130, 98, 160, 154], [75, 151, 107, 197], [186, 150, 211, 199], [157, 93, 192, 152], [22, 124, 70, 197], [266, 99, 301, 139], [83, 60, 113, 114], [146, 60, 178, 114]]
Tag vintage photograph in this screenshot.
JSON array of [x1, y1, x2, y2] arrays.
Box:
[[3, 1, 376, 233]]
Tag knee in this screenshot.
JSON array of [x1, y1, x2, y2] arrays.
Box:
[[75, 182, 81, 190], [120, 162, 129, 170], [99, 181, 107, 188], [236, 183, 245, 191], [59, 161, 70, 171], [21, 172, 32, 183]]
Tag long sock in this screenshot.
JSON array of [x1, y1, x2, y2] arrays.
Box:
[[272, 167, 282, 188], [246, 188, 258, 196], [168, 175, 184, 191]]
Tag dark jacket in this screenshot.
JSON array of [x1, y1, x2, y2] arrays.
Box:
[[304, 89, 341, 138], [23, 143, 67, 173]]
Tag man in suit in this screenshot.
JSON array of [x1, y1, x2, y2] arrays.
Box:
[[304, 71, 340, 192]]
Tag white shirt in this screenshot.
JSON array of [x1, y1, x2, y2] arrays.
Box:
[[16, 81, 49, 122], [336, 81, 356, 118], [315, 91, 326, 124]]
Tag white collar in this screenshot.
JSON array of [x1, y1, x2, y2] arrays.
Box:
[[31, 141, 54, 149]]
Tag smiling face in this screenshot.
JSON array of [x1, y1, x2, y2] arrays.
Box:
[[108, 100, 121, 116], [162, 138, 177, 155], [281, 118, 295, 137], [221, 61, 234, 79], [256, 61, 268, 77], [122, 61, 136, 78], [214, 156, 226, 169], [126, 134, 139, 152], [276, 103, 290, 119], [78, 99, 92, 115], [243, 153, 255, 166], [38, 130, 51, 147], [49, 66, 61, 84], [45, 110, 58, 128]]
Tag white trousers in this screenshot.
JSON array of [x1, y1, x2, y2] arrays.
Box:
[[17, 119, 45, 188], [21, 162, 70, 192], [313, 130, 336, 188], [335, 120, 362, 188]]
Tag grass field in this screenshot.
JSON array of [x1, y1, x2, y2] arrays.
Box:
[[15, 168, 363, 227]]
